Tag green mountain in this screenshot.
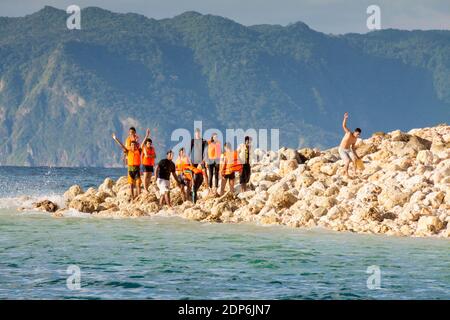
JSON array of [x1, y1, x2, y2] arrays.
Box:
[[0, 6, 449, 166]]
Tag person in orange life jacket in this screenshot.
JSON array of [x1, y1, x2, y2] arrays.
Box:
[[141, 130, 156, 192], [190, 128, 209, 186], [112, 129, 149, 200], [123, 126, 140, 165], [184, 163, 207, 204], [175, 147, 192, 202], [206, 132, 221, 196], [219, 142, 242, 196], [237, 135, 253, 192]]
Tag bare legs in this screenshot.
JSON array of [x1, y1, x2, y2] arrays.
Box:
[[143, 172, 151, 192], [220, 177, 235, 196], [343, 160, 357, 178], [159, 191, 172, 207], [129, 181, 141, 200]]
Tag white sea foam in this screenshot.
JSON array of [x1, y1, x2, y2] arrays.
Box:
[[0, 194, 65, 210], [62, 208, 91, 218]]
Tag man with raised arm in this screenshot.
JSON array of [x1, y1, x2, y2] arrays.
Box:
[[339, 112, 361, 178], [141, 129, 156, 193], [112, 129, 149, 199]]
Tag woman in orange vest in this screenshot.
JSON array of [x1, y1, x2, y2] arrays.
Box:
[[206, 132, 221, 196], [141, 133, 156, 193], [112, 129, 149, 200], [175, 147, 192, 202], [219, 142, 242, 196]]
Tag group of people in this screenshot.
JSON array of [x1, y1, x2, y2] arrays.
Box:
[[112, 112, 363, 206], [112, 127, 254, 207]]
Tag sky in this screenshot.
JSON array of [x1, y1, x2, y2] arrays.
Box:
[[0, 0, 449, 34]]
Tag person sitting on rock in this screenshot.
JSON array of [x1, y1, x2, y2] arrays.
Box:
[[112, 129, 149, 200], [220, 142, 242, 196], [339, 112, 361, 178], [155, 150, 181, 207], [175, 147, 192, 202]]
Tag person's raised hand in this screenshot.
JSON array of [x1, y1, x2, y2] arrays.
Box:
[[344, 112, 349, 119], [112, 133, 117, 140], [146, 128, 150, 137]]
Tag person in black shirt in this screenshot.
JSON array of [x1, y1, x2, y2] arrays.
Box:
[[190, 128, 209, 181], [238, 136, 253, 192], [155, 150, 180, 207]]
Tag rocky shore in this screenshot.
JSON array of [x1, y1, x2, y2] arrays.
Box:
[[34, 124, 450, 238]]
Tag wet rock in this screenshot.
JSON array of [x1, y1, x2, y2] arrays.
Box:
[[34, 200, 58, 213], [69, 198, 97, 213]]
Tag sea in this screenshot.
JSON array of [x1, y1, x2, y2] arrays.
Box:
[[0, 166, 448, 299]]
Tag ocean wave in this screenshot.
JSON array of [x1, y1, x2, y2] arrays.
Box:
[[0, 194, 65, 210]]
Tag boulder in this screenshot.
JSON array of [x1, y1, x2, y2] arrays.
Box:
[[69, 198, 97, 213], [210, 202, 231, 220], [34, 200, 58, 213], [356, 183, 382, 203], [390, 130, 410, 142], [378, 185, 410, 210], [267, 191, 297, 209], [99, 178, 115, 194], [312, 207, 328, 218], [279, 147, 303, 163], [416, 216, 444, 235], [356, 141, 378, 157], [124, 208, 147, 217], [63, 185, 83, 204], [288, 209, 313, 227], [416, 150, 433, 165], [259, 210, 279, 225], [423, 191, 445, 209], [320, 163, 338, 176], [279, 159, 298, 177], [183, 207, 209, 221], [297, 148, 319, 162]]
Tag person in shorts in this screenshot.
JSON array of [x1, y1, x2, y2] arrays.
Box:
[[339, 112, 361, 178], [155, 150, 181, 207], [219, 142, 242, 196], [112, 129, 149, 199], [141, 130, 156, 192]]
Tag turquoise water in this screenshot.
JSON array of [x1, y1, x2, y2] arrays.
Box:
[[0, 167, 449, 299]]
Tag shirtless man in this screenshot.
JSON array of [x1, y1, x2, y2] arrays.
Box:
[[339, 112, 361, 177]]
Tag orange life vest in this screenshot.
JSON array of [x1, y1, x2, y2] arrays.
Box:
[[125, 135, 140, 148], [183, 165, 205, 181], [207, 140, 221, 160], [223, 150, 242, 175], [175, 156, 189, 175], [142, 146, 155, 166], [127, 149, 141, 166]]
